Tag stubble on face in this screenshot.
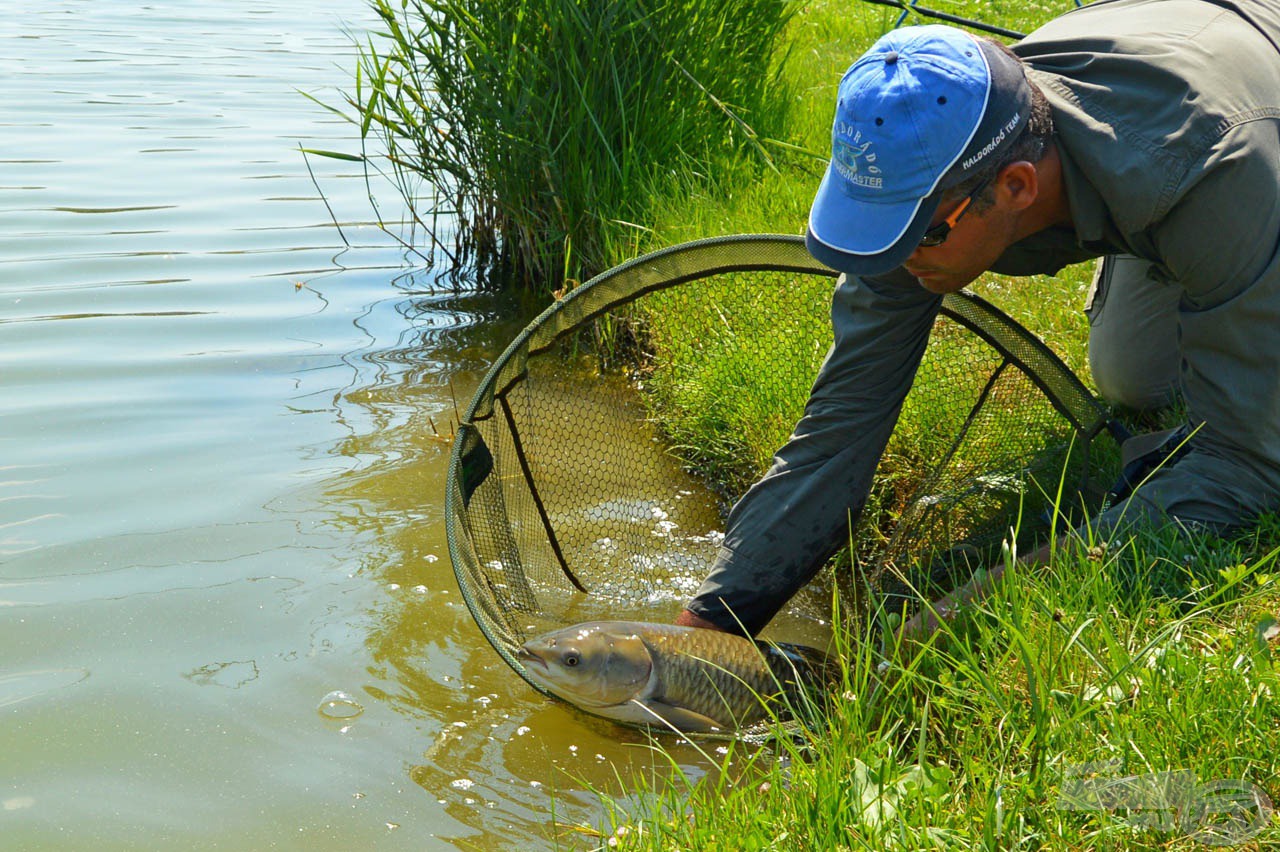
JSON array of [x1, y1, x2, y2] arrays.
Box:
[[902, 204, 1019, 294]]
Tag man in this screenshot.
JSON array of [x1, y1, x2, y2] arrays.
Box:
[[677, 0, 1280, 639]]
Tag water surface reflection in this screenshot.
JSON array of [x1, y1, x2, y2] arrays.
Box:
[[321, 283, 731, 847], [1, 3, 781, 849]]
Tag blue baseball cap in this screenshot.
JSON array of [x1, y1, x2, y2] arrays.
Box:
[[806, 26, 1032, 276]]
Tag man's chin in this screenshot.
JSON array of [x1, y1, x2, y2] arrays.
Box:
[[911, 271, 972, 294]]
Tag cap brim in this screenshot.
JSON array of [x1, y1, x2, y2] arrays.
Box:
[[805, 164, 941, 277]]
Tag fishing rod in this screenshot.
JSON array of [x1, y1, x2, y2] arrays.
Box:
[[859, 0, 1029, 40]]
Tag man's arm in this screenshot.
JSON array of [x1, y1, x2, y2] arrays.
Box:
[[680, 268, 941, 636]]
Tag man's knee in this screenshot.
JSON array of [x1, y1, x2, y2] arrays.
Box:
[[1089, 449, 1279, 539], [1089, 346, 1179, 410], [1086, 255, 1180, 411]]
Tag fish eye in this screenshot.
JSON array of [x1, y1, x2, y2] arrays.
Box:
[[563, 653, 579, 667]]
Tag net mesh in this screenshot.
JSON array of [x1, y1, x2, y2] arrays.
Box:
[[445, 234, 1117, 687]]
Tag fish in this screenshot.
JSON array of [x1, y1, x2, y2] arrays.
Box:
[[514, 621, 833, 732]]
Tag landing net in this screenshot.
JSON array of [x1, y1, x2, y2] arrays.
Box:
[[444, 234, 1117, 689]]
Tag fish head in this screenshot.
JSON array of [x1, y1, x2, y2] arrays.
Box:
[[516, 622, 653, 708]]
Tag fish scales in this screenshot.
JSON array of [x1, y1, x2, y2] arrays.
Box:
[[640, 624, 797, 727]]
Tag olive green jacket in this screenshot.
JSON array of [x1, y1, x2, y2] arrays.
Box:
[[689, 0, 1280, 635]]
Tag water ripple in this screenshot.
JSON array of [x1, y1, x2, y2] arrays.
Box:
[[0, 668, 90, 710]]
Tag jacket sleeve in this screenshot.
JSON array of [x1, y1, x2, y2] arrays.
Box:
[[685, 268, 942, 635]]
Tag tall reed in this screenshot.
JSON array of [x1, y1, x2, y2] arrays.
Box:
[[336, 0, 801, 288]]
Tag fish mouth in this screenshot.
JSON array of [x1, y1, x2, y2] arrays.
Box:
[[514, 646, 547, 672]]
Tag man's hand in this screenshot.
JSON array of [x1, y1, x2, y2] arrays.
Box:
[[674, 608, 730, 632]]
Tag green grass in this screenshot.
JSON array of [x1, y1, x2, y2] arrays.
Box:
[[583, 525, 1280, 850], [636, 268, 835, 499]]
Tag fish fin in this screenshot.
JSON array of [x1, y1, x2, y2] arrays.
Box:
[[766, 641, 837, 685], [570, 698, 722, 732], [630, 699, 725, 734]]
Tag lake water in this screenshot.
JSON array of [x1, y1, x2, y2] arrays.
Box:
[[0, 3, 735, 848]]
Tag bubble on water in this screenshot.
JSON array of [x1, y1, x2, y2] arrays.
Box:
[[669, 575, 702, 595], [318, 690, 364, 719], [424, 554, 439, 563], [451, 779, 474, 790]]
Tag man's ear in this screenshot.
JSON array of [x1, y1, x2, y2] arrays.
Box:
[[997, 161, 1039, 212]]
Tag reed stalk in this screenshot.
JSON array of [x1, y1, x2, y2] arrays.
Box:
[[331, 0, 800, 289]]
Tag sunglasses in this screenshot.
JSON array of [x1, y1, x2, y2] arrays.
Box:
[[918, 176, 992, 248]]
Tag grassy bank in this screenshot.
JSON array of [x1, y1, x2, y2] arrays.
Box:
[[593, 529, 1279, 850], [586, 1, 1280, 848]]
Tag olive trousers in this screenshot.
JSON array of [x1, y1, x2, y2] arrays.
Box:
[[1085, 254, 1278, 536]]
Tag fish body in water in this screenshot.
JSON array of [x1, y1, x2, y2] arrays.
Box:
[[515, 621, 831, 732]]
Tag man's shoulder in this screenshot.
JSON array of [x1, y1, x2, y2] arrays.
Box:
[[1017, 0, 1280, 117], [1020, 0, 1280, 51], [1016, 0, 1280, 232]]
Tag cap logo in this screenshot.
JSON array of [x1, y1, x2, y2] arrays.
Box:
[[832, 123, 882, 189], [961, 111, 1022, 171]]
